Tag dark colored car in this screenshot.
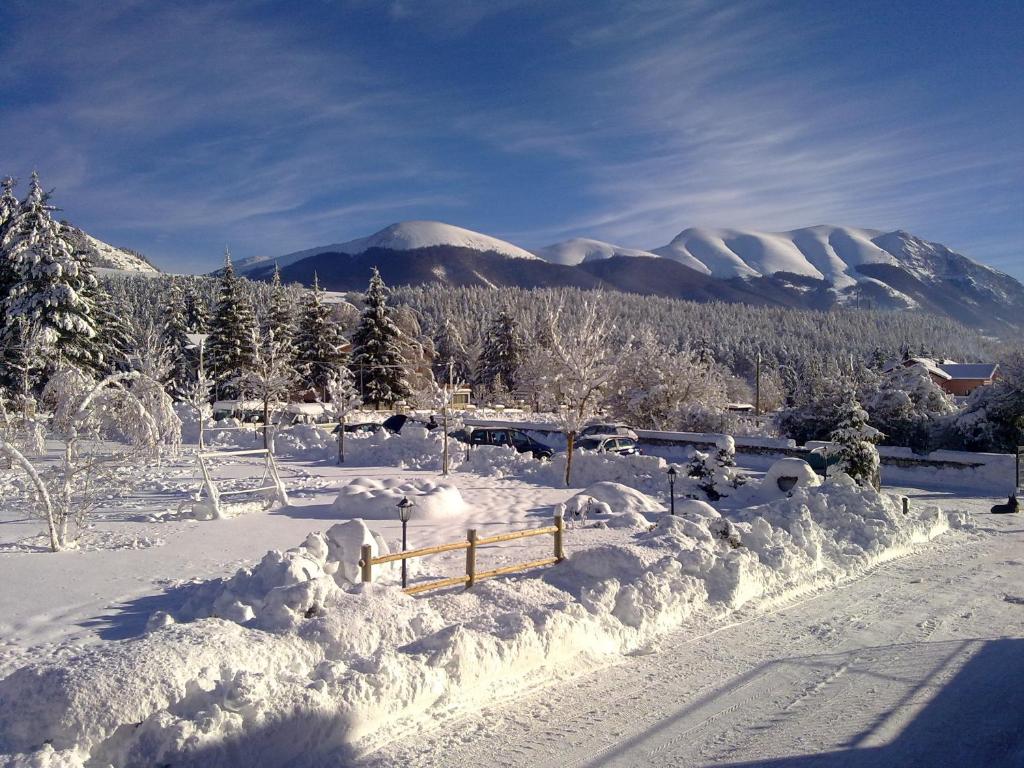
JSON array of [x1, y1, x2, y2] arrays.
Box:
[[380, 414, 441, 434], [806, 447, 842, 476], [331, 422, 383, 435], [467, 428, 553, 460]]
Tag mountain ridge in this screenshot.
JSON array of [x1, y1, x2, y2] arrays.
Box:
[[236, 219, 1023, 335]]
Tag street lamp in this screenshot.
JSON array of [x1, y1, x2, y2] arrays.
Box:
[[667, 465, 678, 516], [396, 496, 415, 588]]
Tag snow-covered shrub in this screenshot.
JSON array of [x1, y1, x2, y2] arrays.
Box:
[[686, 435, 744, 500]]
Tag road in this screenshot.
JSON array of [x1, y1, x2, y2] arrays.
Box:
[[363, 489, 1024, 767]]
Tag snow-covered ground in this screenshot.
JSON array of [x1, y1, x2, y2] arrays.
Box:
[[366, 488, 1024, 768], [0, 428, 1018, 766]]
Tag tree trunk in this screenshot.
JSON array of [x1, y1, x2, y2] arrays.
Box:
[[564, 431, 575, 487], [262, 398, 269, 449], [338, 412, 346, 464]]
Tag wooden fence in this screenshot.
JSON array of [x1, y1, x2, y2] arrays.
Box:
[[359, 514, 565, 596]]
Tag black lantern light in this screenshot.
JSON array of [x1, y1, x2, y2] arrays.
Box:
[[396, 496, 415, 588], [667, 465, 678, 516]]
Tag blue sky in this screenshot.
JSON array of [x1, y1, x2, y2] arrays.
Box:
[[0, 0, 1021, 279]]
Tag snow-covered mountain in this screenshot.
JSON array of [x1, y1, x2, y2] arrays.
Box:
[[238, 221, 538, 274], [246, 220, 1023, 334], [65, 226, 159, 275], [532, 238, 661, 266], [652, 225, 907, 284]]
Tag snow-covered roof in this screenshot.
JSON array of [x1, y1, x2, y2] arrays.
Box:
[[212, 400, 272, 410], [890, 357, 951, 380], [939, 363, 998, 380], [286, 403, 326, 415]]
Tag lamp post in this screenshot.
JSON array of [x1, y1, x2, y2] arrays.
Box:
[[397, 496, 415, 588], [667, 465, 678, 516]]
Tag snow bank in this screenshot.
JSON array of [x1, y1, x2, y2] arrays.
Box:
[[0, 480, 953, 766]]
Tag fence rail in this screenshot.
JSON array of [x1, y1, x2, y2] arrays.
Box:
[[359, 514, 565, 596]]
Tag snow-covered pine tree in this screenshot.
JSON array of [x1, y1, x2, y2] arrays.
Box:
[[184, 279, 210, 333], [205, 250, 257, 400], [161, 278, 194, 400], [476, 308, 526, 393], [0, 172, 103, 380], [0, 177, 17, 235], [350, 268, 410, 407], [432, 317, 471, 386], [68, 223, 132, 376], [263, 264, 298, 395], [0, 177, 20, 381], [826, 387, 882, 488], [295, 273, 345, 400]]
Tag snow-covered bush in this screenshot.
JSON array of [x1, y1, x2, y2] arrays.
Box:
[[859, 363, 956, 451], [1, 369, 179, 551], [686, 435, 745, 500]]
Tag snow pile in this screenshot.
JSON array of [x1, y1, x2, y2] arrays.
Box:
[[332, 477, 467, 521], [0, 480, 953, 767], [461, 443, 536, 478], [173, 520, 391, 631], [557, 482, 663, 530], [271, 422, 335, 460], [761, 458, 821, 497]]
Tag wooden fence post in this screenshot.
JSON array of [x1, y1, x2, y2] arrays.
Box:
[[554, 513, 565, 562], [360, 544, 373, 583], [466, 529, 478, 588], [902, 496, 909, 515]]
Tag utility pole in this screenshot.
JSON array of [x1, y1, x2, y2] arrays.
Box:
[[755, 351, 761, 417], [442, 361, 453, 476]]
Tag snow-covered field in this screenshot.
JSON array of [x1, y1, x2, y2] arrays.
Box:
[[0, 427, 1018, 767]]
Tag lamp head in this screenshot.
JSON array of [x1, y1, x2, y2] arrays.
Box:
[[667, 465, 678, 478], [397, 496, 414, 523]]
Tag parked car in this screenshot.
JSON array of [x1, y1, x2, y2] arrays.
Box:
[[579, 423, 639, 440], [467, 428, 553, 460], [381, 413, 442, 434], [331, 422, 383, 435], [806, 446, 842, 477], [573, 435, 641, 456]]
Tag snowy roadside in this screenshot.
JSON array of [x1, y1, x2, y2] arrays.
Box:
[[363, 490, 1021, 768], [0, 430, 963, 767]]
